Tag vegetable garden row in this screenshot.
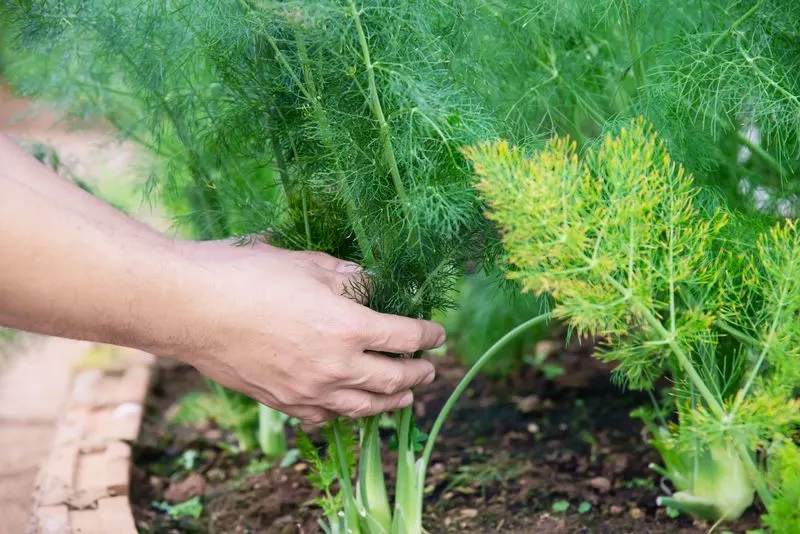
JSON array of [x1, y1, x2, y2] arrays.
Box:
[[2, 1, 799, 532]]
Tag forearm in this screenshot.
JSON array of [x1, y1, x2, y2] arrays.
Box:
[[0, 134, 203, 357], [0, 133, 154, 234]]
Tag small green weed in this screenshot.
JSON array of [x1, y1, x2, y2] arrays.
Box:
[[170, 387, 258, 452], [245, 458, 272, 475], [178, 450, 199, 471], [624, 477, 656, 490], [153, 496, 203, 519], [551, 500, 570, 513]]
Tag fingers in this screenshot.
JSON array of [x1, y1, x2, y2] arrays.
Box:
[[342, 351, 435, 394], [363, 310, 446, 354], [325, 389, 415, 419]]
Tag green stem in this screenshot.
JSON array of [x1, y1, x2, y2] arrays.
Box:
[[394, 406, 421, 534], [358, 416, 392, 532], [735, 131, 788, 177], [270, 125, 292, 199], [301, 190, 312, 248], [416, 313, 553, 506], [622, 0, 645, 91], [713, 319, 761, 347], [349, 0, 409, 208], [708, 0, 766, 53], [635, 304, 726, 420], [257, 404, 287, 458], [332, 419, 362, 533], [734, 439, 773, 508]]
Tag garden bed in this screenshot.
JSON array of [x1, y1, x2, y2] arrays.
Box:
[[130, 342, 763, 534]]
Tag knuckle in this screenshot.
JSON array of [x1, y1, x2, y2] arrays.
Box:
[[340, 316, 369, 345], [294, 382, 320, 402], [327, 358, 352, 382], [276, 388, 304, 406], [383, 371, 405, 395], [305, 412, 329, 427]]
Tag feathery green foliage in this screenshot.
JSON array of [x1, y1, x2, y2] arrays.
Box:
[[450, 0, 800, 212], [466, 118, 800, 522], [763, 440, 800, 533]]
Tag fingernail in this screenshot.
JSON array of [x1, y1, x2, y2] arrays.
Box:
[[399, 391, 414, 407], [336, 262, 363, 274]]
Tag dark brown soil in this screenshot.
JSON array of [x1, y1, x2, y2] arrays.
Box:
[[131, 347, 763, 534]]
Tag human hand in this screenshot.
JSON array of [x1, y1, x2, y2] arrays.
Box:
[[171, 239, 444, 427]]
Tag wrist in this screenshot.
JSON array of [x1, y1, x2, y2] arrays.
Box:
[[120, 236, 216, 363]]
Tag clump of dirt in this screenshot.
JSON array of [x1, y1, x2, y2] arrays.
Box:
[[131, 350, 763, 534]]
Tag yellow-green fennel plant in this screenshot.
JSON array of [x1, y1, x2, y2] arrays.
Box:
[[464, 118, 800, 526]]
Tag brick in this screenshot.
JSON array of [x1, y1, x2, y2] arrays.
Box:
[[35, 446, 77, 507], [4, 500, 34, 534], [91, 403, 143, 442], [31, 505, 70, 534], [99, 497, 137, 534], [52, 408, 89, 447], [67, 450, 113, 509], [69, 510, 103, 534], [67, 372, 103, 409], [97, 366, 151, 407], [104, 442, 131, 496], [75, 452, 107, 495]]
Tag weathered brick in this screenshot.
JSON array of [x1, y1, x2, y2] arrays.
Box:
[[28, 342, 155, 533], [105, 442, 131, 497], [35, 446, 77, 507], [32, 505, 70, 534], [99, 497, 137, 534]]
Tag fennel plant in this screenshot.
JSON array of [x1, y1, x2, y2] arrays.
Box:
[[465, 118, 800, 527]]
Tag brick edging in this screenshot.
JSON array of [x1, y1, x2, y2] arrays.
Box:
[[27, 345, 156, 534]]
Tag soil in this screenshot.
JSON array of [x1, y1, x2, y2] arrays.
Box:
[[130, 344, 763, 534]]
